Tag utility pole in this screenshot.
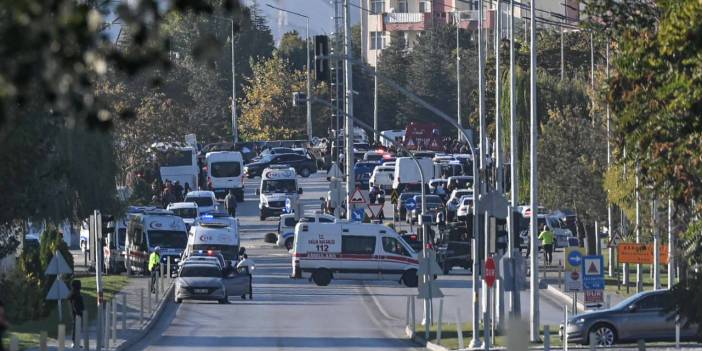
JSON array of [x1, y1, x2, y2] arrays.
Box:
[[636, 170, 642, 293], [306, 17, 312, 142], [507, 0, 520, 318], [373, 7, 379, 143], [528, 0, 540, 342], [668, 198, 674, 289], [231, 21, 238, 143], [495, 0, 503, 194], [456, 11, 462, 142], [653, 198, 660, 290], [343, 0, 354, 220], [470, 0, 485, 349], [606, 40, 613, 277]]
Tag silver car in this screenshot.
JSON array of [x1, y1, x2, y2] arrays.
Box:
[[562, 290, 698, 346], [175, 263, 227, 304]]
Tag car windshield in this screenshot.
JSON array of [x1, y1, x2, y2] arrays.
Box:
[[185, 196, 213, 208], [547, 217, 561, 229], [262, 179, 296, 193], [259, 154, 274, 162], [171, 207, 197, 219], [148, 230, 188, 249], [179, 265, 222, 278], [365, 154, 383, 161], [211, 162, 241, 177], [192, 244, 239, 261], [159, 149, 193, 167]]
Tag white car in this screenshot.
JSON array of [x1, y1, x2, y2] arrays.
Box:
[[456, 195, 474, 220], [369, 166, 394, 190], [167, 202, 200, 229], [184, 191, 218, 214], [446, 189, 473, 220]]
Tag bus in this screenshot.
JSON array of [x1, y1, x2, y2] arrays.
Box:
[[150, 142, 199, 190]]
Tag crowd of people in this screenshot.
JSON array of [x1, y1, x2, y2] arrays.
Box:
[[150, 179, 191, 208]]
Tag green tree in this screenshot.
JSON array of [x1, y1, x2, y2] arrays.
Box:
[[278, 30, 307, 71], [238, 54, 328, 140], [376, 32, 410, 129]]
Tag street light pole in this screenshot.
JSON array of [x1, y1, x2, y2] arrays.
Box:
[[528, 0, 540, 342], [508, 0, 520, 318], [343, 0, 354, 220], [266, 4, 312, 142], [231, 20, 238, 143], [495, 0, 503, 194], [456, 11, 462, 142]]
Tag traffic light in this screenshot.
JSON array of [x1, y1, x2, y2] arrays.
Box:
[[314, 35, 329, 81], [292, 92, 307, 107]]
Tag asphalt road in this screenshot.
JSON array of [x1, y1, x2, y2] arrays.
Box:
[[132, 172, 566, 350]]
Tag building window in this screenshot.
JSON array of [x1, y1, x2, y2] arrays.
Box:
[[469, 0, 479, 10], [370, 31, 385, 50], [419, 1, 430, 13], [370, 0, 385, 14], [397, 0, 408, 13]]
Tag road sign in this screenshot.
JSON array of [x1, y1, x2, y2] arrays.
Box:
[[617, 243, 669, 264], [607, 231, 623, 248], [367, 204, 383, 219], [349, 189, 366, 204], [582, 255, 605, 290], [390, 190, 399, 205], [584, 290, 604, 307], [45, 251, 73, 276], [484, 257, 496, 288], [46, 279, 70, 300], [417, 250, 443, 276], [404, 198, 416, 211], [351, 207, 365, 221], [564, 247, 584, 292], [284, 198, 292, 214]]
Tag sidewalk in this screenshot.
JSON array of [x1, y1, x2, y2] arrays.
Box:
[[23, 274, 173, 351]]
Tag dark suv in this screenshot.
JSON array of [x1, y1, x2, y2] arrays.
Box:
[[244, 153, 317, 178]]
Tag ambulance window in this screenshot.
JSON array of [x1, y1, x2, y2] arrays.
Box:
[[319, 217, 333, 223], [342, 236, 376, 255], [382, 237, 411, 257], [283, 217, 297, 227]]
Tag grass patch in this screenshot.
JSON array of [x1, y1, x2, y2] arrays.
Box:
[[7, 275, 128, 350], [416, 322, 562, 349]]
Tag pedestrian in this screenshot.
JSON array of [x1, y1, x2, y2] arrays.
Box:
[[0, 300, 7, 351], [538, 225, 555, 265], [224, 189, 237, 217], [174, 181, 184, 202], [436, 210, 446, 230], [236, 254, 255, 300], [183, 182, 191, 196], [68, 280, 85, 348], [369, 185, 380, 204], [149, 247, 161, 293]]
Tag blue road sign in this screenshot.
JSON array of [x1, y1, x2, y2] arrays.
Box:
[[582, 255, 605, 290], [352, 208, 365, 222], [284, 198, 292, 214], [568, 250, 583, 267], [405, 198, 417, 211]]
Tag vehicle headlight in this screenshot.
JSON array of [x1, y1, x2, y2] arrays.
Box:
[[570, 317, 586, 325]]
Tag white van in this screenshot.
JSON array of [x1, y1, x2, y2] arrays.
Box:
[[256, 166, 302, 220], [185, 219, 240, 266], [206, 151, 244, 201], [369, 166, 395, 191], [291, 222, 418, 287], [277, 213, 335, 250], [392, 157, 435, 192], [184, 191, 218, 214]]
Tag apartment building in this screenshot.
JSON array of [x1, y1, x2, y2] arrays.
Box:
[[361, 0, 580, 67]]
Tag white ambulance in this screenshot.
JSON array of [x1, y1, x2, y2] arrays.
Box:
[[185, 218, 240, 266], [125, 209, 189, 275], [291, 222, 419, 287], [277, 212, 336, 250], [256, 166, 302, 220]]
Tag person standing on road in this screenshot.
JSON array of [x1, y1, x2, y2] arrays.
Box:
[[149, 247, 161, 293], [68, 280, 85, 348], [236, 254, 255, 300], [538, 225, 555, 265], [225, 189, 238, 217]]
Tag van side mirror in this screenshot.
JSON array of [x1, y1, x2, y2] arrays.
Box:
[[298, 188, 303, 194], [255, 189, 260, 195]]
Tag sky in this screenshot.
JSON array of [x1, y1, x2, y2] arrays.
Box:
[[104, 1, 361, 45]]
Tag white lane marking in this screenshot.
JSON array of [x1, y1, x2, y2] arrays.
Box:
[[361, 282, 402, 322]]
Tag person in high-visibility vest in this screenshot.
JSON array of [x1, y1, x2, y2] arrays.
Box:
[[148, 247, 161, 293], [538, 225, 555, 265]]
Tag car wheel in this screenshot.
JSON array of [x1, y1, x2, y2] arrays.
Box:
[[263, 233, 277, 243], [402, 269, 418, 287], [285, 237, 294, 251], [300, 167, 311, 177], [312, 269, 332, 286], [588, 323, 617, 346], [175, 298, 182, 304], [259, 209, 266, 221]]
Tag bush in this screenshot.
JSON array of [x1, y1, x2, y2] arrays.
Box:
[[0, 271, 46, 322]]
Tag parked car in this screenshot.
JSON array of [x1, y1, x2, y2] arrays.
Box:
[[408, 195, 444, 224], [561, 290, 698, 346], [244, 153, 317, 178], [456, 195, 474, 221], [446, 189, 473, 221]]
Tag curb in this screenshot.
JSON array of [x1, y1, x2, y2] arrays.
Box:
[[404, 325, 461, 351], [544, 284, 585, 312], [114, 283, 174, 351]]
